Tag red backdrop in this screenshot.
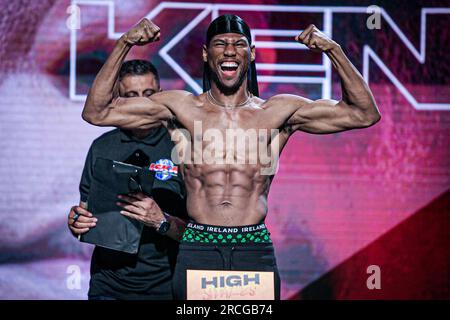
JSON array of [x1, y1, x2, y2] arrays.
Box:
[[0, 0, 448, 299]]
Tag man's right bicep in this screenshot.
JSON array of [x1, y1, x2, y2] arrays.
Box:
[[102, 96, 173, 130]]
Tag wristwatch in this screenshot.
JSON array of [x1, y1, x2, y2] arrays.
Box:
[[157, 213, 171, 235]]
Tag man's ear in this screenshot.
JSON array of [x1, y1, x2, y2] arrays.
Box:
[[250, 45, 255, 62], [202, 44, 208, 63]]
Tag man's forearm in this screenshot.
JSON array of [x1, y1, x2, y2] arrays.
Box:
[[326, 45, 380, 123], [82, 36, 131, 123]]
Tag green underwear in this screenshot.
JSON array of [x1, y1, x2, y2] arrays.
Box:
[[181, 222, 272, 244]]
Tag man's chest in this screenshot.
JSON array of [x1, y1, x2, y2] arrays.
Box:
[[185, 106, 273, 133], [176, 109, 283, 164]]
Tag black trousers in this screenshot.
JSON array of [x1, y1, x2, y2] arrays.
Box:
[[172, 243, 281, 300]]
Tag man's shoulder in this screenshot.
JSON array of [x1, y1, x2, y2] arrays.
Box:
[[262, 94, 311, 109], [153, 90, 195, 100], [153, 90, 200, 107], [266, 93, 311, 103]]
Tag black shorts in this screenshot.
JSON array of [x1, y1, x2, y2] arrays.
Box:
[[172, 222, 281, 300]]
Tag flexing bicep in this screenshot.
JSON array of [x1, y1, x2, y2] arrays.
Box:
[[83, 95, 174, 130], [105, 96, 173, 129], [287, 98, 373, 134]]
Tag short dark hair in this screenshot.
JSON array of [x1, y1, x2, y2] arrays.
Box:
[[119, 59, 160, 86]]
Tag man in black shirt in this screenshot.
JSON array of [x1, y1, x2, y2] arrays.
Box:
[[67, 60, 187, 300]]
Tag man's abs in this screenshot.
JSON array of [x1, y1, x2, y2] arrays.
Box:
[[183, 164, 270, 226]]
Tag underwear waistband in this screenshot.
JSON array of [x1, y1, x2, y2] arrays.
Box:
[[186, 222, 267, 233], [182, 221, 272, 245]]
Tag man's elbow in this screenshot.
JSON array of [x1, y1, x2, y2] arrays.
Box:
[[361, 110, 381, 127], [351, 99, 381, 128], [349, 109, 381, 129], [372, 111, 381, 125], [81, 107, 104, 126], [367, 104, 381, 127], [81, 109, 93, 124]]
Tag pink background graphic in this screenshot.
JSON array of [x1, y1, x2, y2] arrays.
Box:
[[0, 0, 449, 299]]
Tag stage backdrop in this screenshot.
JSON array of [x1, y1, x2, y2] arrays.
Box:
[[0, 0, 449, 299]]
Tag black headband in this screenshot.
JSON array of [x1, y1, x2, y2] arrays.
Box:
[[203, 14, 259, 97]]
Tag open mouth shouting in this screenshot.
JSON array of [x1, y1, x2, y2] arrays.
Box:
[[219, 60, 240, 78]]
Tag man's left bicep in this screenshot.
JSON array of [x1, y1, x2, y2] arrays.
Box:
[[288, 99, 359, 134]]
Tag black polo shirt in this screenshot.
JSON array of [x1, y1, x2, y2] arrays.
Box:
[[79, 127, 187, 300]]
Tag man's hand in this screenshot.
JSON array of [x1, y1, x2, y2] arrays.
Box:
[[122, 18, 160, 46], [117, 192, 165, 229], [68, 205, 97, 237], [295, 24, 338, 53]]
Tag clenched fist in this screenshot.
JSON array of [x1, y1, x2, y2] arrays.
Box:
[[295, 24, 339, 53], [122, 18, 160, 46]]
